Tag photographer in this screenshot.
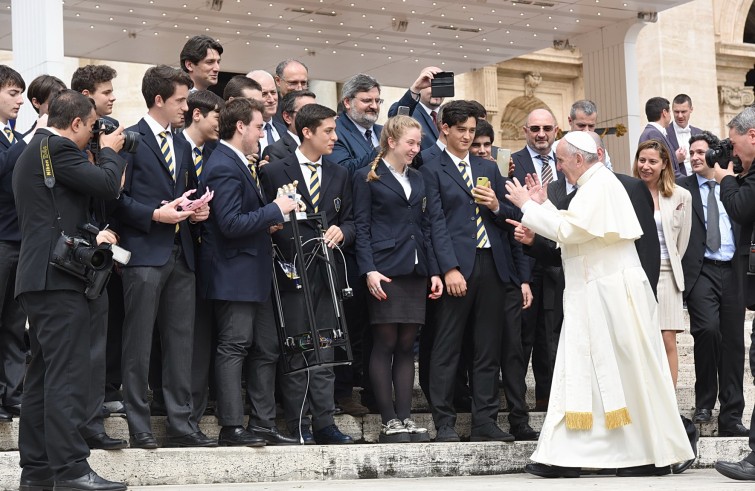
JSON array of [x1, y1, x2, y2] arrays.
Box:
[[713, 106, 755, 482], [12, 90, 126, 491]]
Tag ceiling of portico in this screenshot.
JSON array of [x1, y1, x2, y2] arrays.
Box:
[[0, 0, 693, 86]]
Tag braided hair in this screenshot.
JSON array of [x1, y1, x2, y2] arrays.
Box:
[[365, 115, 422, 182]]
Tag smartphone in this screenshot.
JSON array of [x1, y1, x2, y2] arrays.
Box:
[[495, 148, 512, 177], [397, 105, 410, 116], [476, 176, 490, 188], [431, 71, 454, 98]]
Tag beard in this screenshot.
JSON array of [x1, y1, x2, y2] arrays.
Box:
[[348, 106, 378, 129]]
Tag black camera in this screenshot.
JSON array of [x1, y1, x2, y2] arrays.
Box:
[[88, 118, 140, 157], [705, 138, 744, 173], [50, 223, 114, 300]]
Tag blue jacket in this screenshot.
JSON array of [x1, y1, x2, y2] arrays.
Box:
[[324, 111, 382, 175], [0, 128, 26, 242]]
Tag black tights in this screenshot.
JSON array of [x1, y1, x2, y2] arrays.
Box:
[[369, 323, 419, 424]]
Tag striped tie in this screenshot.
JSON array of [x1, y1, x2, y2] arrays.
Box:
[[193, 147, 203, 177], [3, 127, 14, 145], [307, 163, 321, 213], [458, 160, 489, 248], [158, 131, 175, 180], [539, 154, 553, 186], [247, 161, 261, 190]]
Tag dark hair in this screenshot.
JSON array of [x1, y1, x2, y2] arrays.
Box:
[[27, 75, 66, 113], [0, 65, 25, 91], [689, 130, 719, 148], [275, 59, 309, 78], [71, 65, 117, 93], [218, 98, 264, 140], [222, 75, 261, 101], [280, 89, 316, 117], [141, 65, 193, 108], [47, 89, 96, 129], [441, 100, 478, 127], [180, 35, 223, 73], [295, 103, 337, 141], [673, 93, 693, 107], [632, 139, 675, 198], [467, 100, 487, 120], [474, 119, 494, 143], [185, 90, 225, 128], [645, 97, 670, 122]]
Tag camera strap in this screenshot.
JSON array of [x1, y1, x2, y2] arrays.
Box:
[[40, 136, 64, 234]]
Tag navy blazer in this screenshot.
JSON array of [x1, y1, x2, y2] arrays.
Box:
[[198, 142, 284, 302], [114, 118, 199, 270], [353, 160, 438, 278], [388, 92, 438, 151], [173, 131, 215, 185], [412, 141, 443, 170], [324, 111, 381, 175], [420, 151, 528, 285], [667, 125, 702, 155], [261, 131, 298, 162], [0, 128, 26, 241], [638, 123, 684, 178]]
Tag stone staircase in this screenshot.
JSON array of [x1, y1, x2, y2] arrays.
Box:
[[0, 310, 751, 489]]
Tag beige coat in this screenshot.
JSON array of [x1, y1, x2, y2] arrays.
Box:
[[659, 185, 692, 291]]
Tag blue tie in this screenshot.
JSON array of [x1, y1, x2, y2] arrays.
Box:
[[265, 122, 274, 145]]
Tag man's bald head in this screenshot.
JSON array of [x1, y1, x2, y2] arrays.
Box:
[[523, 108, 558, 156]]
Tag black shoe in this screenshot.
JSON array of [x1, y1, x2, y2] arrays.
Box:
[[166, 430, 217, 447], [85, 433, 128, 450], [291, 426, 315, 445], [672, 416, 698, 474], [313, 424, 354, 444], [248, 425, 298, 445], [616, 464, 671, 477], [434, 425, 460, 443], [719, 423, 749, 437], [218, 426, 265, 447], [524, 463, 580, 478], [0, 405, 12, 422], [693, 408, 712, 423], [19, 477, 54, 491], [470, 422, 515, 442], [715, 459, 755, 480], [5, 403, 21, 416], [53, 471, 127, 491], [129, 432, 158, 449], [510, 422, 539, 441]]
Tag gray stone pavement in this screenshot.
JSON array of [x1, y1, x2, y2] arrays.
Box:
[[130, 469, 750, 490]]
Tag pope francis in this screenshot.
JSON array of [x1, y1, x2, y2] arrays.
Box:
[[504, 131, 694, 478]]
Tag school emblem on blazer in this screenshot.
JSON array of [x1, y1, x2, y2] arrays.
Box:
[[334, 197, 341, 212], [422, 197, 427, 212]]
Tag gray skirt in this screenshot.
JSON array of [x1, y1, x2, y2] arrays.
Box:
[[367, 273, 427, 325], [657, 259, 684, 332]]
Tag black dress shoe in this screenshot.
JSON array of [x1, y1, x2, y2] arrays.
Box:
[[510, 422, 539, 441], [19, 477, 54, 491], [672, 416, 699, 474], [715, 459, 755, 480], [434, 425, 460, 443], [53, 471, 126, 491], [693, 408, 712, 423], [470, 422, 515, 442], [313, 424, 354, 445], [85, 433, 128, 450], [248, 425, 298, 445], [166, 430, 218, 447], [291, 426, 315, 445], [524, 463, 580, 478], [719, 423, 749, 437], [218, 426, 265, 447], [616, 464, 671, 477], [0, 405, 12, 422], [5, 403, 21, 416], [129, 432, 158, 449]]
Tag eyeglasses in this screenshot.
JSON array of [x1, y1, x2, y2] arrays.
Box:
[[282, 79, 308, 89], [356, 98, 384, 106], [528, 125, 554, 133]]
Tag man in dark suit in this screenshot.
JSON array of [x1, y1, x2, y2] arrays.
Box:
[[260, 103, 355, 445], [510, 108, 561, 414], [679, 132, 746, 435], [13, 89, 127, 491], [713, 105, 755, 481], [638, 97, 686, 179], [198, 98, 298, 446], [387, 85, 443, 151], [668, 94, 703, 176], [247, 70, 288, 156], [114, 65, 215, 449], [0, 66, 28, 426], [420, 100, 531, 442], [179, 35, 223, 92], [273, 59, 309, 127], [261, 90, 316, 162]]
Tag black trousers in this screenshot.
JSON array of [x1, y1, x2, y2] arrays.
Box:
[[80, 290, 109, 439], [104, 272, 124, 403], [687, 261, 745, 428], [429, 250, 516, 429], [121, 246, 196, 436], [0, 241, 27, 408], [520, 268, 557, 402], [18, 290, 93, 482], [191, 296, 215, 424]]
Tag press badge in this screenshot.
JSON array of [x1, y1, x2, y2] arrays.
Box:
[[334, 197, 341, 212]]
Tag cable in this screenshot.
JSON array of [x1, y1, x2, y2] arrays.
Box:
[[297, 352, 310, 445]]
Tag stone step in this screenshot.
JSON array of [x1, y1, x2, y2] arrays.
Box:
[[0, 436, 749, 489]]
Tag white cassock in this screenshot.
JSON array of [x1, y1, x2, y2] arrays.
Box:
[[521, 163, 694, 468]]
